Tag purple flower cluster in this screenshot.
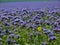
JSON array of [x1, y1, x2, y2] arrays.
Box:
[[43, 28, 56, 42], [53, 19, 60, 32]]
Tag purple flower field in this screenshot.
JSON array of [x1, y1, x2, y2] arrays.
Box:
[[0, 1, 60, 9], [0, 1, 60, 45]]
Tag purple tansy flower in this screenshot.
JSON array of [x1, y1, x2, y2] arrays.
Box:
[[48, 36, 56, 41], [19, 19, 24, 23], [9, 34, 15, 38], [40, 9, 45, 13], [43, 28, 48, 34], [0, 16, 8, 22], [6, 38, 11, 44], [3, 21, 9, 26], [49, 20, 54, 25], [48, 32, 54, 37], [31, 16, 36, 21], [5, 29, 10, 34], [44, 20, 50, 25], [35, 19, 40, 25], [31, 24, 36, 29], [49, 9, 54, 13], [0, 13, 4, 17], [1, 15, 8, 19], [0, 30, 2, 34], [14, 43, 20, 45], [0, 38, 2, 41], [46, 30, 52, 34], [53, 27, 60, 32], [43, 30, 52, 35], [11, 10, 16, 14], [14, 18, 20, 22], [7, 15, 13, 19], [35, 14, 41, 19], [10, 21, 14, 25], [34, 32, 40, 36], [0, 33, 4, 37], [26, 23, 32, 29], [43, 32, 48, 35], [41, 42, 47, 45], [19, 21, 26, 27], [54, 22, 59, 25], [22, 8, 27, 11], [43, 28, 48, 31], [11, 16, 20, 21], [56, 19, 60, 22], [16, 10, 21, 14], [11, 40, 16, 44], [31, 14, 40, 21], [34, 14, 38, 18], [57, 25, 60, 28], [15, 34, 20, 39]]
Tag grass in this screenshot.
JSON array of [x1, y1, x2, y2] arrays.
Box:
[[0, 24, 60, 45]]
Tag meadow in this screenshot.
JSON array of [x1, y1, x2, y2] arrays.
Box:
[[0, 8, 60, 45]]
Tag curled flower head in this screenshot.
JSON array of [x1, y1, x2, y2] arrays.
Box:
[[37, 27, 42, 32]]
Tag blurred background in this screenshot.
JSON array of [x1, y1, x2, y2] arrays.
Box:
[[0, 0, 60, 2], [0, 0, 60, 9]]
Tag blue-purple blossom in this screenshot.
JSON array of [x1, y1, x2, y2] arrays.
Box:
[[41, 42, 47, 45], [48, 36, 56, 41]]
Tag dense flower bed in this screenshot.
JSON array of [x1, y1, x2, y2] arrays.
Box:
[[0, 8, 60, 45]]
